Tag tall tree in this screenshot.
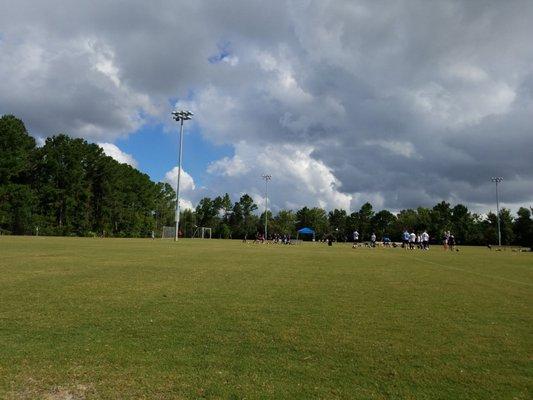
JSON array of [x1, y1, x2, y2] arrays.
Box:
[[0, 115, 35, 185], [354, 202, 374, 240], [180, 208, 196, 238], [195, 197, 218, 228], [514, 207, 533, 247], [451, 204, 473, 244], [153, 182, 176, 234], [328, 209, 348, 240], [431, 201, 452, 237], [214, 193, 232, 222], [229, 194, 258, 238], [297, 206, 328, 236], [33, 135, 93, 234], [273, 210, 296, 236], [395, 209, 418, 236], [0, 115, 36, 234], [371, 210, 397, 239]]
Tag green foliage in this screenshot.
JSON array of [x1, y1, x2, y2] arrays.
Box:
[[353, 202, 374, 240], [273, 210, 297, 236], [514, 207, 533, 247], [0, 184, 35, 234], [371, 209, 396, 238], [0, 116, 36, 234], [296, 206, 329, 237], [499, 208, 515, 245], [178, 208, 196, 238], [0, 115, 36, 185], [0, 115, 175, 237], [233, 194, 259, 238], [328, 208, 348, 239]]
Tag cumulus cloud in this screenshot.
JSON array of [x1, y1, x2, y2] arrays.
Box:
[[98, 143, 138, 167], [205, 142, 352, 211], [1, 0, 533, 211], [163, 167, 197, 210], [0, 31, 156, 140]]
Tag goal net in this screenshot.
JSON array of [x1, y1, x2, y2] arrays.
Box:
[[193, 227, 212, 239], [161, 226, 176, 239]]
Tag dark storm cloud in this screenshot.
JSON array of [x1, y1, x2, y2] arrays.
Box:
[[0, 0, 532, 210]]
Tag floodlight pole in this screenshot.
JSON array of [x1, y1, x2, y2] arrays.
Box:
[[491, 177, 503, 246], [262, 174, 271, 239], [172, 110, 193, 241]]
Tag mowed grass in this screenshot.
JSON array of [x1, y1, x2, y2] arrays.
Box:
[[0, 237, 531, 399]]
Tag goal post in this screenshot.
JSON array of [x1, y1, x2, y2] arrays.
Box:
[[202, 227, 212, 239], [162, 226, 211, 239], [192, 226, 212, 239], [161, 226, 176, 239]]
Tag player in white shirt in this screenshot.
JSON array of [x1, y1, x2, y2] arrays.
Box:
[[422, 231, 429, 250], [352, 230, 360, 248], [409, 232, 416, 249]]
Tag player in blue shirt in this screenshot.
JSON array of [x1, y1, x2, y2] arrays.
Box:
[[403, 230, 410, 248]]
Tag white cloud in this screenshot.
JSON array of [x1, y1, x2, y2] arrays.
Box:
[[446, 63, 489, 83], [0, 30, 157, 140], [163, 166, 196, 210], [364, 140, 418, 159], [35, 137, 46, 147], [207, 153, 248, 177], [98, 142, 138, 167], [206, 142, 352, 211], [222, 54, 239, 66], [410, 81, 516, 128]]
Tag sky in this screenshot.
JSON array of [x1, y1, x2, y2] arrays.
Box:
[[1, 0, 532, 214]]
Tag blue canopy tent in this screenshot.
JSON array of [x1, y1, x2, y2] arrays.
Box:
[[297, 227, 315, 241]]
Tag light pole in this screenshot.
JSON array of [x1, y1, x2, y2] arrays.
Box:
[[262, 174, 271, 239], [491, 177, 503, 246], [171, 110, 193, 241]]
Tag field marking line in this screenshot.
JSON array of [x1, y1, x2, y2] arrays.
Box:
[[406, 256, 533, 287]]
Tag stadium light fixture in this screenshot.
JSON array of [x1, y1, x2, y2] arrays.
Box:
[[262, 174, 272, 240], [171, 110, 194, 241], [491, 177, 503, 246]]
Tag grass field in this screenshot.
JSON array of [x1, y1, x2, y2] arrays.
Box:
[[0, 237, 531, 399]]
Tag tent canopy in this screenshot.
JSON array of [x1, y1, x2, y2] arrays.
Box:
[[297, 227, 315, 235]]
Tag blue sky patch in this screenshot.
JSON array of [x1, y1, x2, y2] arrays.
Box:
[[116, 121, 233, 186]]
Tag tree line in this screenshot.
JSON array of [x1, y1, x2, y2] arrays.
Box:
[[1, 115, 176, 237], [187, 197, 532, 247], [1, 114, 532, 246]]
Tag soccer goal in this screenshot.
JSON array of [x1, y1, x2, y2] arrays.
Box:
[[161, 226, 177, 239], [192, 226, 212, 239]]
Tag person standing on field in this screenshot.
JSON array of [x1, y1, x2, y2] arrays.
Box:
[[448, 234, 456, 251], [403, 229, 410, 249], [422, 230, 429, 250], [443, 231, 450, 250], [352, 230, 360, 248], [409, 231, 416, 249]]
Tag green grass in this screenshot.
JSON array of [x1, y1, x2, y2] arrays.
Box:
[[0, 237, 531, 399]]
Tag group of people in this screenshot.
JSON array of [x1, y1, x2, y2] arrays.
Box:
[[247, 232, 293, 244], [352, 230, 385, 248], [248, 229, 457, 251], [350, 229, 459, 251], [351, 229, 431, 250], [271, 233, 292, 244], [402, 230, 430, 250], [443, 231, 457, 251]]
